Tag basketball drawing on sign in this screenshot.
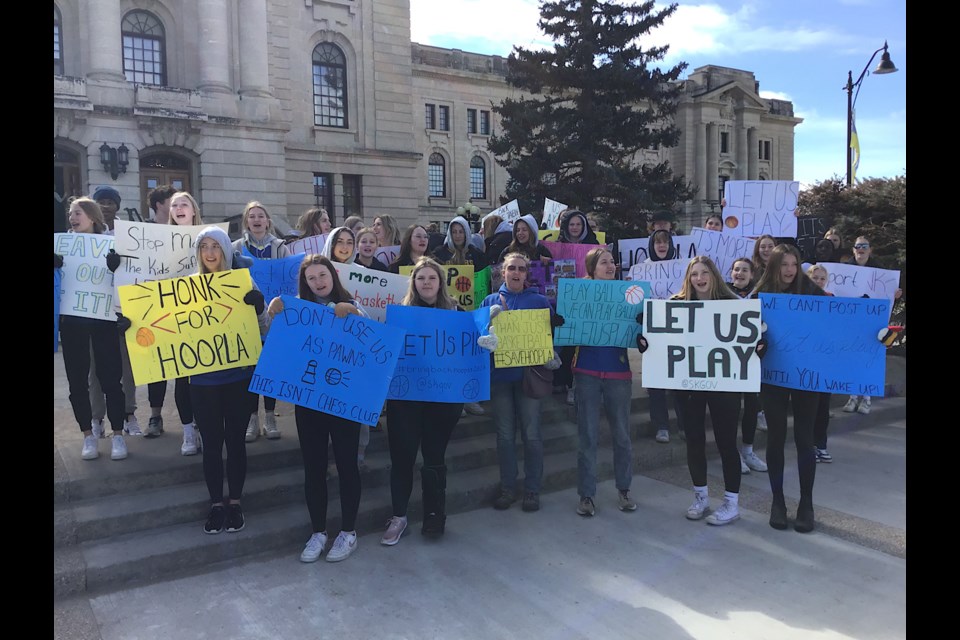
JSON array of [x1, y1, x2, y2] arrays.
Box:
[[389, 375, 410, 398], [463, 378, 480, 400], [624, 285, 645, 305], [324, 367, 350, 388]]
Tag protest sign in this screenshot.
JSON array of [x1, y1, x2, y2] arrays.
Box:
[[250, 296, 404, 425], [491, 309, 553, 368], [796, 217, 827, 262], [721, 180, 799, 237], [330, 262, 409, 322], [54, 232, 118, 319], [758, 293, 890, 395], [541, 241, 610, 278], [538, 229, 606, 243], [626, 259, 688, 299], [400, 264, 475, 310], [286, 234, 328, 256], [617, 235, 696, 272], [119, 268, 262, 385], [375, 244, 400, 266], [54, 269, 61, 353], [248, 253, 306, 302], [554, 279, 650, 347], [385, 305, 491, 402], [641, 299, 762, 392], [487, 199, 521, 223], [690, 228, 756, 276], [818, 262, 901, 302], [527, 261, 556, 299], [489, 263, 504, 294], [541, 198, 569, 230], [474, 266, 491, 304], [112, 221, 230, 289]]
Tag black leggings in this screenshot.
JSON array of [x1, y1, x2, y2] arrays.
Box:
[[813, 392, 831, 449], [192, 378, 250, 503], [295, 406, 361, 532], [147, 377, 193, 424], [60, 318, 125, 433], [386, 400, 461, 516], [680, 391, 742, 493], [760, 384, 818, 505], [248, 392, 277, 414], [740, 392, 760, 445]]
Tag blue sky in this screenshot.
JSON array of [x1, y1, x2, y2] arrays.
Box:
[[409, 0, 906, 188]]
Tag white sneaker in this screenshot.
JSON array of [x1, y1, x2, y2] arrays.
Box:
[[857, 398, 871, 415], [705, 498, 740, 526], [263, 413, 281, 440], [326, 531, 358, 562], [686, 493, 709, 520], [655, 429, 670, 444], [111, 435, 128, 460], [842, 396, 859, 413], [742, 450, 768, 472], [245, 414, 260, 443], [123, 415, 143, 436], [381, 516, 408, 546], [739, 452, 750, 474], [566, 388, 576, 406], [300, 532, 328, 563], [81, 434, 99, 460], [91, 418, 105, 439], [756, 411, 768, 432], [464, 402, 485, 416], [181, 423, 199, 456]]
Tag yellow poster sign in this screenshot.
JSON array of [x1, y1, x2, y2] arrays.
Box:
[[119, 269, 263, 385], [538, 229, 606, 243], [491, 308, 553, 368], [399, 264, 475, 310]]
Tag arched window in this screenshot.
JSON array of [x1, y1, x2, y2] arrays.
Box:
[[470, 156, 486, 200], [122, 11, 166, 85], [428, 153, 446, 198], [313, 43, 348, 128], [54, 5, 64, 75]]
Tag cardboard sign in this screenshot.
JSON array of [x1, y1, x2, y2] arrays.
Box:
[[626, 259, 688, 299], [250, 296, 404, 425], [541, 241, 611, 278], [722, 180, 800, 237], [287, 234, 329, 256], [330, 262, 410, 322], [690, 228, 756, 277], [487, 199, 521, 223], [542, 198, 569, 230], [554, 279, 650, 347], [112, 221, 230, 290], [53, 233, 117, 319], [538, 229, 607, 243], [119, 269, 262, 385], [400, 264, 475, 311], [491, 308, 554, 368], [617, 235, 696, 272], [818, 262, 901, 302], [758, 294, 890, 395], [248, 253, 306, 302], [385, 305, 491, 402], [375, 245, 400, 266], [641, 299, 762, 391]]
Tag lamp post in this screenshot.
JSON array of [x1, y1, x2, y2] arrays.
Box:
[[845, 42, 898, 186]]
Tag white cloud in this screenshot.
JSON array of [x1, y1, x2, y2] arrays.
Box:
[[759, 90, 792, 102], [409, 0, 545, 55]]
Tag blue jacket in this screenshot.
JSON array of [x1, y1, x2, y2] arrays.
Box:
[[480, 284, 552, 383], [572, 346, 632, 379]]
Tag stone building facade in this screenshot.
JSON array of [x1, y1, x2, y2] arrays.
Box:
[[54, 0, 801, 234]]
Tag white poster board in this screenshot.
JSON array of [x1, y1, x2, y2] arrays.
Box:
[[818, 262, 901, 302], [486, 199, 521, 223], [112, 221, 230, 290], [721, 180, 799, 237], [54, 233, 117, 319], [626, 259, 688, 299], [541, 198, 569, 230], [375, 245, 400, 266], [690, 228, 757, 277], [330, 262, 410, 322], [618, 235, 697, 273], [287, 233, 329, 256]]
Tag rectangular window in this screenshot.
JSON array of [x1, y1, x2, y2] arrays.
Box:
[[313, 173, 334, 214], [342, 174, 362, 216], [439, 105, 450, 131], [720, 131, 729, 154], [470, 165, 486, 200], [759, 140, 771, 161], [718, 176, 729, 204], [428, 164, 445, 197], [467, 109, 477, 134], [480, 110, 491, 135], [425, 103, 436, 129]]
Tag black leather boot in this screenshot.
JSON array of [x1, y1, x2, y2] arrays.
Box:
[[794, 497, 815, 533], [769, 494, 788, 530], [421, 465, 447, 537]]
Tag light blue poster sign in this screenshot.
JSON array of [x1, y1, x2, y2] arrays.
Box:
[[384, 305, 491, 403], [245, 252, 306, 302], [250, 296, 404, 425], [758, 293, 890, 395], [554, 279, 651, 347]]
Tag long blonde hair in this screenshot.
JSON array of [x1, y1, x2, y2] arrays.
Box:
[[167, 191, 203, 225], [673, 256, 739, 300], [401, 257, 457, 309], [241, 201, 273, 235]]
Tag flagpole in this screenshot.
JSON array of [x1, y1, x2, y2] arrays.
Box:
[[844, 42, 898, 187]]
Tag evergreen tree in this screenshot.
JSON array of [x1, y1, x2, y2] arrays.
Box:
[[488, 0, 695, 238]]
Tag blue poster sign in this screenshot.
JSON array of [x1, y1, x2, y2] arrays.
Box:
[[247, 253, 305, 302], [554, 279, 651, 347]]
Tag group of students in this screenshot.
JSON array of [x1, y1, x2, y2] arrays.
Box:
[[56, 195, 893, 564]]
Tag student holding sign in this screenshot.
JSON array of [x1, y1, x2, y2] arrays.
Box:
[[57, 198, 129, 462], [704, 213, 723, 232], [806, 264, 836, 463], [321, 226, 358, 265], [354, 227, 390, 272], [751, 234, 776, 281], [572, 248, 637, 516], [751, 244, 826, 533], [265, 255, 366, 562], [191, 227, 271, 535], [388, 225, 430, 273], [498, 215, 552, 264]]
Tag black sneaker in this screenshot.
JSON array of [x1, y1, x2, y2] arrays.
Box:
[[204, 505, 226, 534], [225, 503, 245, 532], [493, 488, 515, 510], [522, 492, 540, 512]]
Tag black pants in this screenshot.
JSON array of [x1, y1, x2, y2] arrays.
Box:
[[295, 406, 361, 532], [386, 400, 461, 516], [147, 377, 193, 423], [192, 378, 250, 503], [553, 346, 576, 389], [679, 391, 742, 493], [60, 317, 125, 433], [248, 392, 277, 414], [813, 392, 831, 449], [740, 392, 760, 445], [760, 384, 818, 505]]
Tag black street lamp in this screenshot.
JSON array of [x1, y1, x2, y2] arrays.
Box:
[[845, 42, 898, 186]]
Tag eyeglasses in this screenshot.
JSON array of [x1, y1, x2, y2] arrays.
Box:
[[853, 243, 870, 249]]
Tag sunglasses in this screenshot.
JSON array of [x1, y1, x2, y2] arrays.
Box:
[[853, 243, 870, 249]]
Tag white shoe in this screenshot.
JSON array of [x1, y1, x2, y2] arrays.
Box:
[[686, 492, 709, 520], [655, 429, 670, 444], [756, 411, 768, 432], [739, 452, 750, 474], [81, 434, 99, 460], [263, 413, 281, 440], [111, 435, 128, 460], [181, 423, 199, 456], [705, 498, 740, 526], [91, 418, 105, 439], [742, 450, 768, 472], [245, 414, 260, 443], [300, 532, 328, 563], [842, 397, 859, 413], [464, 402, 485, 416], [123, 415, 143, 436], [566, 388, 576, 406], [857, 398, 871, 415], [326, 531, 358, 562]]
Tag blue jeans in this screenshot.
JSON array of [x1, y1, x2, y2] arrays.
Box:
[[490, 380, 543, 493], [575, 374, 633, 498]]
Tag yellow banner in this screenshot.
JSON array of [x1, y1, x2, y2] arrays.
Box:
[[491, 308, 553, 368], [119, 269, 263, 385], [538, 229, 606, 243], [399, 264, 475, 310]]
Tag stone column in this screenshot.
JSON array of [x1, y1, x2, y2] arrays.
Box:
[[238, 0, 272, 97], [86, 0, 125, 81], [695, 122, 707, 203], [736, 120, 748, 179], [747, 128, 759, 179], [706, 123, 718, 203], [198, 0, 232, 93]]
